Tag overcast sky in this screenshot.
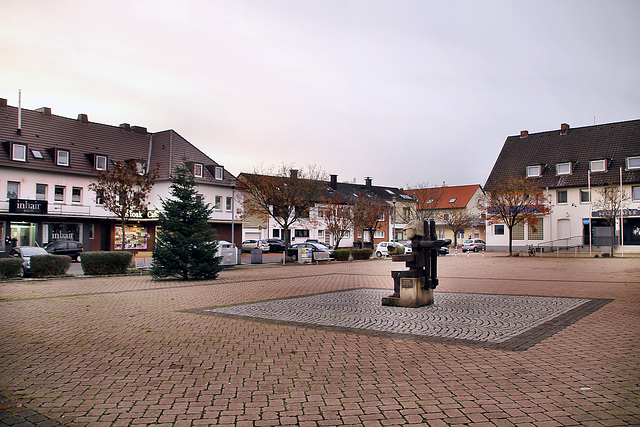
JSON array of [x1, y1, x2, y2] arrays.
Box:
[[2, 0, 639, 188]]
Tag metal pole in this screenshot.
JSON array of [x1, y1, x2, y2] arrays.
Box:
[[620, 167, 624, 258], [588, 170, 592, 257]]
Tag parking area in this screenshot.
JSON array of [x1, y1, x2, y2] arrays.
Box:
[[1, 254, 639, 426]]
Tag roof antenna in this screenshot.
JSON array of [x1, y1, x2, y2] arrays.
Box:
[[16, 89, 22, 136], [593, 115, 596, 125]]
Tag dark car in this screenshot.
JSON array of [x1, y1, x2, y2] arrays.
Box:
[[438, 246, 449, 256], [287, 242, 332, 261], [265, 239, 286, 253], [10, 246, 49, 276], [45, 240, 83, 261]]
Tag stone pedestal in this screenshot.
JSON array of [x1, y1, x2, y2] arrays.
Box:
[[381, 277, 434, 308]]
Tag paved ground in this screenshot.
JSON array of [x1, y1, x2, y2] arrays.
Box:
[[1, 253, 639, 426]]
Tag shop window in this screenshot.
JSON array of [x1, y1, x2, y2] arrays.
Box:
[[36, 184, 48, 201], [54, 185, 65, 202], [557, 190, 568, 204], [580, 189, 590, 203], [72, 187, 82, 203], [57, 150, 70, 166], [495, 225, 505, 235], [12, 143, 27, 162], [7, 181, 19, 199], [114, 225, 148, 250]]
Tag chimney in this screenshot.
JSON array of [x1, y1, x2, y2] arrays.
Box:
[[120, 123, 131, 132], [290, 169, 298, 179], [560, 123, 570, 135], [330, 174, 338, 190], [36, 107, 51, 116], [0, 98, 7, 108], [365, 177, 372, 187], [131, 125, 147, 134], [520, 130, 528, 138], [78, 113, 89, 124]]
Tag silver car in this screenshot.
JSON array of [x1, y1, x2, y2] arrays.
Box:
[[461, 239, 486, 253], [10, 246, 48, 276]]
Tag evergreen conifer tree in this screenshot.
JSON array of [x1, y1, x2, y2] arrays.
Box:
[[152, 162, 222, 279]]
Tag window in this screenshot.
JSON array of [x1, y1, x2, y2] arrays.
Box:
[[556, 162, 572, 175], [54, 185, 65, 202], [627, 156, 640, 170], [31, 149, 44, 160], [12, 143, 27, 162], [136, 162, 145, 175], [590, 159, 607, 172], [7, 181, 19, 199], [528, 220, 544, 240], [72, 187, 82, 203], [226, 196, 232, 211], [36, 184, 47, 201], [557, 190, 568, 204], [195, 194, 203, 204], [95, 189, 104, 205], [214, 195, 222, 210], [374, 231, 385, 238], [633, 186, 640, 202], [57, 150, 70, 166], [318, 230, 324, 238], [526, 165, 541, 177], [443, 213, 450, 221], [194, 164, 203, 178], [494, 224, 505, 235], [273, 229, 280, 238], [512, 223, 525, 240], [426, 199, 434, 204], [449, 198, 457, 203], [580, 189, 590, 203], [295, 229, 310, 238], [95, 155, 107, 171], [344, 231, 350, 238], [215, 167, 223, 180]]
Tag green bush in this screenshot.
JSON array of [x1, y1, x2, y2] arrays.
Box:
[[30, 255, 71, 277], [351, 248, 373, 260], [81, 251, 133, 275], [0, 258, 23, 278], [332, 249, 350, 261]]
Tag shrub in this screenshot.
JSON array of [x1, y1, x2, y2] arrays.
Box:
[[30, 255, 71, 277], [0, 258, 23, 278], [601, 253, 611, 258], [332, 249, 350, 261], [351, 248, 373, 260], [594, 254, 600, 258], [81, 251, 133, 275]]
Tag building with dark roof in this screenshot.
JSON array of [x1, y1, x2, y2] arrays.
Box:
[[485, 120, 640, 253], [0, 97, 241, 257]]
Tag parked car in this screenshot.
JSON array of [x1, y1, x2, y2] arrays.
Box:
[[45, 240, 83, 261], [461, 238, 486, 252], [287, 242, 332, 261], [265, 239, 286, 253], [438, 246, 449, 256], [10, 246, 49, 276], [241, 239, 269, 252], [375, 241, 406, 257]]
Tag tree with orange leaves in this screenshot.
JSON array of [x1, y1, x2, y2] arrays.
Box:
[[480, 177, 551, 256], [323, 195, 354, 249]]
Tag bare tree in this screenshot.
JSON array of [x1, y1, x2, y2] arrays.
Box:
[[323, 195, 354, 249], [440, 209, 478, 247], [352, 192, 390, 249], [479, 177, 551, 256], [238, 164, 327, 251], [592, 185, 630, 256], [89, 159, 158, 250], [403, 184, 445, 222]]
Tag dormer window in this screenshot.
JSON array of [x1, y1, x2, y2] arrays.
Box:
[[12, 143, 27, 162], [526, 165, 542, 178], [627, 156, 640, 170], [449, 198, 457, 203], [215, 167, 223, 180], [95, 155, 107, 171], [590, 159, 607, 173], [194, 163, 203, 178], [136, 162, 145, 175], [556, 162, 572, 175], [57, 149, 70, 166]]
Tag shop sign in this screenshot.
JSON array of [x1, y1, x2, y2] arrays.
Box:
[[129, 209, 159, 219], [9, 199, 48, 215], [592, 208, 640, 218]]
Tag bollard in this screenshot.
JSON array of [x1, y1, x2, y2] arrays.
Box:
[[455, 247, 458, 257], [482, 247, 485, 258]]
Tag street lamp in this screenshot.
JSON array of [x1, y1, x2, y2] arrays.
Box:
[[392, 196, 397, 242]]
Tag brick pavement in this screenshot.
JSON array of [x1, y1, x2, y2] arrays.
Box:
[[0, 254, 639, 426]]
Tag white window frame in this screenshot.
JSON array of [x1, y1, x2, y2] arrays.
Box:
[[494, 224, 505, 235], [12, 143, 27, 162], [590, 159, 607, 172], [57, 150, 70, 166], [633, 186, 640, 202], [194, 164, 203, 178], [72, 187, 82, 204], [36, 183, 48, 201], [54, 185, 66, 203], [374, 230, 385, 239], [95, 155, 107, 171], [225, 196, 232, 211], [556, 162, 572, 175], [526, 165, 542, 178], [215, 167, 223, 180], [214, 195, 222, 210], [627, 156, 640, 170], [448, 198, 457, 203]]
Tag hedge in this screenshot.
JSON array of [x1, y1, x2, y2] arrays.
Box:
[[332, 249, 350, 261], [81, 251, 133, 275], [351, 248, 374, 260], [0, 258, 23, 278], [30, 255, 71, 277]]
